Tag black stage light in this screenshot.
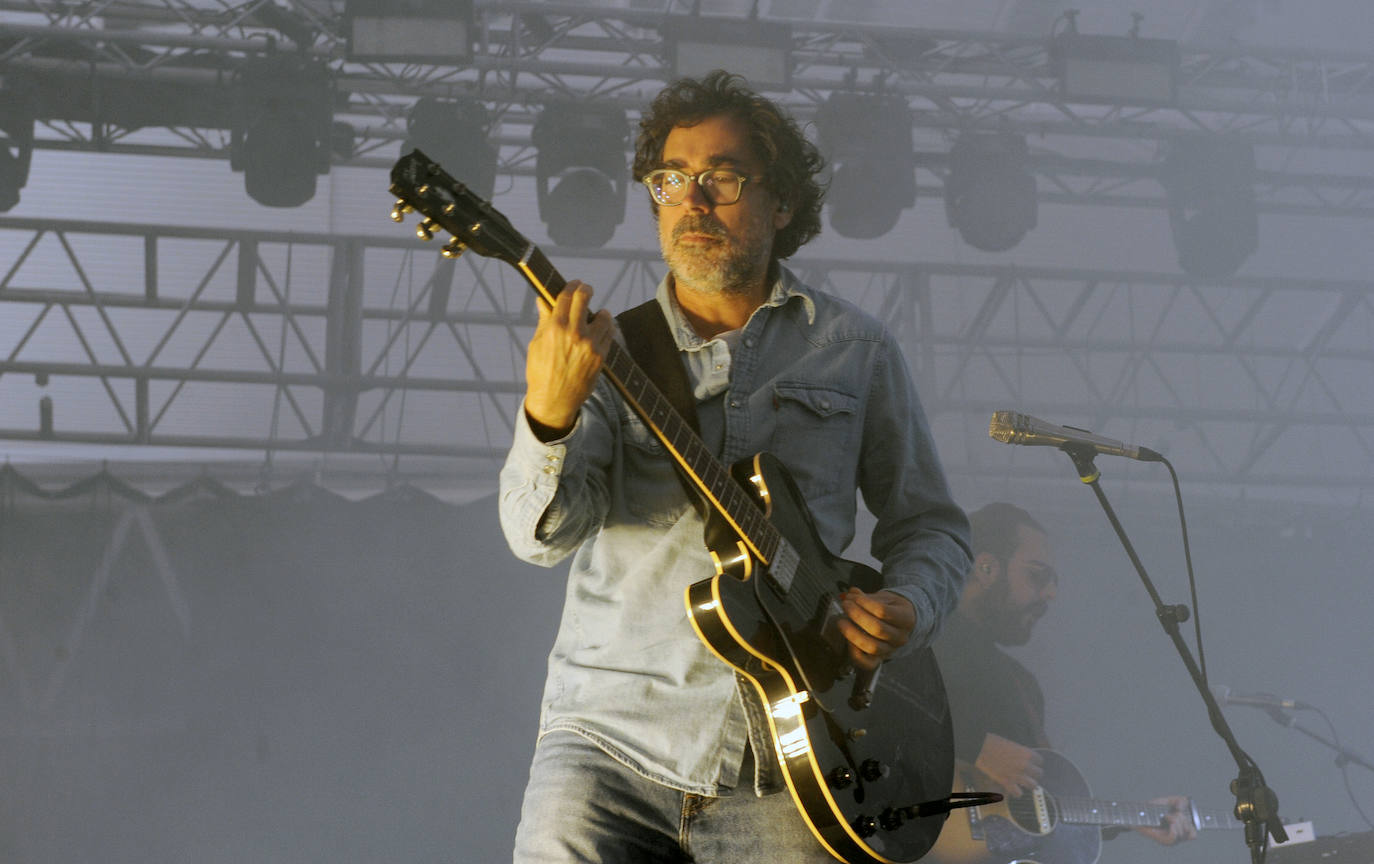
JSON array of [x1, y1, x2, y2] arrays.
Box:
[[0, 82, 35, 212], [345, 0, 473, 65], [945, 133, 1038, 253], [532, 103, 629, 248], [662, 16, 792, 91], [1052, 32, 1179, 106], [817, 91, 916, 239], [404, 97, 498, 201], [1163, 138, 1258, 279], [230, 52, 334, 208]]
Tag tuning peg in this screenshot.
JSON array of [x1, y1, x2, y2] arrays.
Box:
[[416, 219, 438, 241], [390, 200, 412, 222], [441, 239, 467, 259]]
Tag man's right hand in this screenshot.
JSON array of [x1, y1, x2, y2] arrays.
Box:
[[524, 281, 615, 440], [974, 733, 1044, 798]]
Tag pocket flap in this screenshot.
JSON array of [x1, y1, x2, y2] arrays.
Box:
[[773, 384, 857, 418]]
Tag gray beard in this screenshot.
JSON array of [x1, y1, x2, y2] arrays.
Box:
[[665, 243, 758, 296], [662, 214, 768, 296]]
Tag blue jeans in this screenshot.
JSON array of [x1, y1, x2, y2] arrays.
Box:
[[512, 731, 835, 863]]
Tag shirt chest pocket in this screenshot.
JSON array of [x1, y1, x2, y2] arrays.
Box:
[[766, 383, 860, 498]]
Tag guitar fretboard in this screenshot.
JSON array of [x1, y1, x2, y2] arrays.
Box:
[[1054, 795, 1239, 831]]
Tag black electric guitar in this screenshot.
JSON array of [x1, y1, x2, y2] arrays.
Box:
[[929, 749, 1241, 864], [389, 149, 963, 864]]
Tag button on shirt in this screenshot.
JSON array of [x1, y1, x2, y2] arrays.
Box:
[[498, 267, 971, 796]]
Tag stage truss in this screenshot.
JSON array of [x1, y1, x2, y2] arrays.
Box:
[[2, 1, 1373, 498]]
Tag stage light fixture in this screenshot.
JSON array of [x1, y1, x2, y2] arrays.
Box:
[[663, 16, 792, 91], [345, 0, 473, 64], [404, 97, 498, 201], [1162, 138, 1258, 279], [944, 133, 1038, 253], [816, 91, 916, 239], [0, 83, 35, 213], [230, 52, 334, 208], [1052, 32, 1179, 105], [532, 103, 629, 248]]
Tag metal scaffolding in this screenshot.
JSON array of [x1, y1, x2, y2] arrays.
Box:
[[2, 2, 1373, 497], [2, 215, 1371, 494]]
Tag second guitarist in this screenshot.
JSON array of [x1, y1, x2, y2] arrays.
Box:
[[930, 503, 1197, 863], [499, 72, 972, 863]]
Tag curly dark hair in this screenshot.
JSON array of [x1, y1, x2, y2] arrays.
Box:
[[632, 70, 825, 260], [968, 502, 1046, 561]]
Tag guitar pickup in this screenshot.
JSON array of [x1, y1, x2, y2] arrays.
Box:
[[769, 540, 800, 592]]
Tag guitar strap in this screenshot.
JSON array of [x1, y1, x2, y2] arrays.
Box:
[[615, 298, 701, 435], [615, 299, 706, 513]]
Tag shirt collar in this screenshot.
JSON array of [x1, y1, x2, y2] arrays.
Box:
[[653, 266, 817, 352]]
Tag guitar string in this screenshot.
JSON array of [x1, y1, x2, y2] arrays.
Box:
[[609, 344, 853, 652], [1007, 793, 1192, 828]]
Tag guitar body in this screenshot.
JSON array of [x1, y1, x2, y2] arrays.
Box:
[[928, 750, 1102, 864], [687, 451, 956, 864]]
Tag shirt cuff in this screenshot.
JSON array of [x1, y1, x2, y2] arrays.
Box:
[[502, 402, 587, 536], [883, 582, 940, 656]]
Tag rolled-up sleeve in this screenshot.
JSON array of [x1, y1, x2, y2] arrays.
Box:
[[498, 382, 615, 568]]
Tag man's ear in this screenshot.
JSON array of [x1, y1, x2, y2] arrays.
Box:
[[773, 198, 793, 231], [971, 552, 1001, 587]]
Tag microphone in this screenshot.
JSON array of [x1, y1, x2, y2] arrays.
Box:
[[989, 411, 1164, 462], [1211, 684, 1311, 711]]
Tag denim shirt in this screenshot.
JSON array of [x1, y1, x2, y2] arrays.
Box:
[[498, 268, 971, 797]]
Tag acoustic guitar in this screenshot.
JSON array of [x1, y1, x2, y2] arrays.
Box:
[[929, 749, 1240, 864]]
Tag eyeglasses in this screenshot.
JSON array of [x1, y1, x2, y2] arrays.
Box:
[[642, 168, 752, 207]]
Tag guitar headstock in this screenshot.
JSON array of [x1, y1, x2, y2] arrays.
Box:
[[388, 149, 528, 265]]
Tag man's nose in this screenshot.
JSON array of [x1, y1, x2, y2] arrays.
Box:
[[681, 177, 712, 212]]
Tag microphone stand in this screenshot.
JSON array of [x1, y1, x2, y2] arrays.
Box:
[[1261, 708, 1374, 775], [1059, 444, 1288, 864]]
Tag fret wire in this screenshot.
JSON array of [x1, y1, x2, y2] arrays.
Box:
[[600, 348, 758, 549], [628, 369, 650, 404], [743, 508, 763, 544], [606, 344, 630, 376], [527, 249, 562, 298], [1060, 797, 1167, 826]]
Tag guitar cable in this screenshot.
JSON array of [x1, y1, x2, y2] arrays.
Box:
[[899, 790, 1004, 820]]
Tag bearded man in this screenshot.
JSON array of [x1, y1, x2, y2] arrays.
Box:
[[498, 71, 970, 863], [932, 502, 1196, 855]]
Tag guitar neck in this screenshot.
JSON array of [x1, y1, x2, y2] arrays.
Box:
[[1053, 794, 1239, 832], [515, 245, 781, 565]]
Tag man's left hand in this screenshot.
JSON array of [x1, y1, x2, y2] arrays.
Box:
[[837, 588, 916, 671], [1133, 795, 1198, 846]]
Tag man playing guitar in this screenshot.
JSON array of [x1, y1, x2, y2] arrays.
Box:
[[930, 502, 1198, 863], [496, 71, 971, 863]]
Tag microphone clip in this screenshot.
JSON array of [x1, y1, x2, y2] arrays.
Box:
[[1060, 442, 1102, 483]]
